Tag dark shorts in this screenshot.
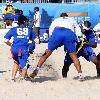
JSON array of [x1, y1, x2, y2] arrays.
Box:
[[64, 46, 96, 64], [33, 27, 40, 36]]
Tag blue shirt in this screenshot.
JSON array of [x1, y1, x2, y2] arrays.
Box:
[[4, 25, 36, 47], [84, 29, 96, 43], [14, 14, 20, 21]]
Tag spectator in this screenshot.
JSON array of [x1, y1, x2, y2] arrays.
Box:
[[2, 4, 15, 15], [4, 13, 14, 28], [32, 7, 41, 44]]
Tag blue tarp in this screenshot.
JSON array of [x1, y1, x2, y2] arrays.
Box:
[[0, 3, 100, 28]]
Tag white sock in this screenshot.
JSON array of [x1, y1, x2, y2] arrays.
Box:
[[78, 73, 82, 76], [36, 66, 40, 70]]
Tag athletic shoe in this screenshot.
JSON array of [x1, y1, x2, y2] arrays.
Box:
[[62, 65, 69, 78], [78, 75, 85, 81], [11, 79, 16, 83], [29, 69, 38, 79], [17, 77, 26, 82], [62, 68, 67, 78], [97, 74, 100, 79]]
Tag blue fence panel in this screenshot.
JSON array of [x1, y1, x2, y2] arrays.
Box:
[[0, 3, 100, 28]]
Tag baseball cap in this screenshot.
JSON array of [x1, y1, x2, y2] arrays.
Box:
[[4, 13, 14, 20]]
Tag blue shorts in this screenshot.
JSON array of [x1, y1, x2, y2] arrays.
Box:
[[64, 46, 96, 64], [11, 45, 29, 69], [48, 27, 77, 53]]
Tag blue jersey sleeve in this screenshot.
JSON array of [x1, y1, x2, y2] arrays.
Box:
[[4, 28, 13, 40], [85, 29, 96, 43], [88, 33, 96, 43]]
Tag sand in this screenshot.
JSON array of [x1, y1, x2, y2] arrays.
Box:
[[0, 43, 100, 100]]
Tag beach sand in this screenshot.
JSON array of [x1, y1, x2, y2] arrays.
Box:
[[0, 43, 100, 100]]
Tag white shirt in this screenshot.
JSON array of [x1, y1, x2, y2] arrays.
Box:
[[93, 23, 100, 34], [49, 17, 82, 38], [12, 21, 18, 27], [34, 11, 41, 27]]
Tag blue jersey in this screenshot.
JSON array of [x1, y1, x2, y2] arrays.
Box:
[[65, 29, 96, 64], [84, 29, 96, 43], [4, 25, 36, 47]]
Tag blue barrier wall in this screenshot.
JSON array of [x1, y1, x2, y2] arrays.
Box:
[[0, 3, 100, 28]]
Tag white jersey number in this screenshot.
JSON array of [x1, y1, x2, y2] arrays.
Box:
[[17, 28, 28, 35]]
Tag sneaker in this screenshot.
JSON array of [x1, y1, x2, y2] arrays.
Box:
[[29, 69, 38, 79], [15, 73, 21, 79], [62, 68, 67, 78], [11, 79, 16, 83], [78, 75, 85, 81], [97, 74, 100, 79]]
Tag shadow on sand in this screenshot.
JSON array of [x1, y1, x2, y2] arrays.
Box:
[[73, 76, 99, 81], [0, 71, 7, 74], [31, 76, 58, 83]]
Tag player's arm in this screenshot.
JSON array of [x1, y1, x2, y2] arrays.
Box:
[[4, 29, 13, 46], [33, 13, 41, 23], [95, 34, 100, 38], [4, 39, 11, 46], [84, 42, 97, 48], [84, 29, 97, 48], [32, 19, 37, 23], [83, 36, 97, 48]]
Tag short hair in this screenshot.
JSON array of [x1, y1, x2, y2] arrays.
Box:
[[84, 21, 91, 28], [60, 13, 68, 17], [34, 7, 39, 11], [15, 9, 20, 14], [18, 15, 28, 23]]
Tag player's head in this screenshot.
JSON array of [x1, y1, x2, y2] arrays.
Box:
[[34, 7, 39, 13], [18, 15, 29, 26], [4, 13, 14, 26], [19, 10, 23, 15], [82, 21, 91, 30], [84, 21, 91, 28], [81, 20, 91, 34]]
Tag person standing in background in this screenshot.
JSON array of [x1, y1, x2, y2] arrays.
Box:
[[32, 7, 41, 44], [3, 13, 14, 28]]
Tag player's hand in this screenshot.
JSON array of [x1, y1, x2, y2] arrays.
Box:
[[95, 34, 100, 38], [83, 42, 88, 47]]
